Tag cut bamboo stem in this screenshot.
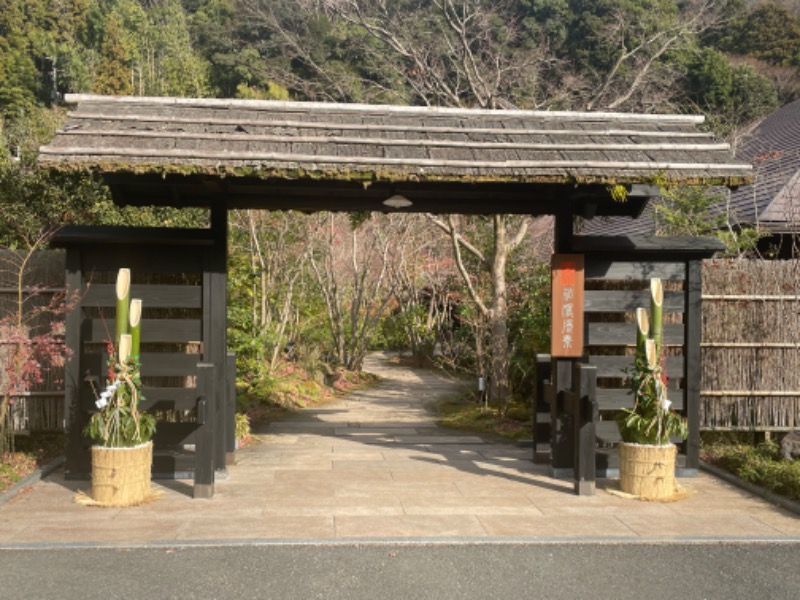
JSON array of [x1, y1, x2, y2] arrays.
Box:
[[650, 278, 663, 357], [115, 268, 131, 348], [645, 339, 658, 370], [118, 334, 132, 364], [636, 307, 649, 354], [129, 299, 142, 360]]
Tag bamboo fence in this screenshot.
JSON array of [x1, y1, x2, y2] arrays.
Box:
[[0, 250, 66, 432], [702, 258, 800, 430]]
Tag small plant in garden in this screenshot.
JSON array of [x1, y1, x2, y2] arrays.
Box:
[[84, 269, 155, 448], [618, 278, 688, 446], [703, 438, 800, 502], [235, 412, 251, 446]]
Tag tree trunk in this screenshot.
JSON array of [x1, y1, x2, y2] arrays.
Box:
[[489, 214, 510, 405]]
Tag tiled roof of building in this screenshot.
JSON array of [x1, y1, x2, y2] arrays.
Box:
[[728, 99, 800, 232]]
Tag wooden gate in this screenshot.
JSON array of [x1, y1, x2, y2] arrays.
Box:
[[536, 233, 722, 494], [56, 216, 231, 498]]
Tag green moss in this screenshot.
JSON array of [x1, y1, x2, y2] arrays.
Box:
[[435, 395, 531, 442], [39, 161, 752, 188]]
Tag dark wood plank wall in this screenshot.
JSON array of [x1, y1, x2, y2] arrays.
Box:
[[570, 234, 722, 474], [60, 230, 221, 478], [582, 259, 688, 457]]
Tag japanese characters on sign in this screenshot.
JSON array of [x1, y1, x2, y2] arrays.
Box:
[[551, 254, 584, 357]]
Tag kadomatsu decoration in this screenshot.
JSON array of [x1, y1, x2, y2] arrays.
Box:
[[83, 268, 156, 507], [617, 278, 688, 500]]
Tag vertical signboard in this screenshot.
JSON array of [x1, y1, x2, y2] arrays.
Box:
[[551, 254, 584, 357]]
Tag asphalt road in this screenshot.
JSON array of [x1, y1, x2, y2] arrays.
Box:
[[2, 540, 799, 599]]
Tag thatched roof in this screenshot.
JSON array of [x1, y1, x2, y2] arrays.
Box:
[[38, 95, 752, 215]]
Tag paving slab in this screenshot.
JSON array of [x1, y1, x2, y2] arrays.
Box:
[[1, 352, 799, 547]]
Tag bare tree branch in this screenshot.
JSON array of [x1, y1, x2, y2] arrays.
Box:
[[443, 215, 490, 316], [426, 215, 487, 264]]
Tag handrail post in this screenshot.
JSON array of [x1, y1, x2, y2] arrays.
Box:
[[572, 362, 597, 496], [550, 358, 575, 477], [225, 352, 237, 466], [533, 354, 552, 464], [194, 362, 215, 499]]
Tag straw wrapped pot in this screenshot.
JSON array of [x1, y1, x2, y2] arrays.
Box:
[[619, 442, 677, 500], [91, 442, 153, 507]]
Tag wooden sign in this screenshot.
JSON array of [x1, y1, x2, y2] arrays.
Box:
[[551, 254, 584, 357]]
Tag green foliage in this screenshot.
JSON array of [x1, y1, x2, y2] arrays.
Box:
[[608, 184, 628, 203], [654, 186, 763, 257], [234, 412, 250, 442], [376, 304, 437, 354], [235, 82, 290, 100], [704, 439, 800, 502], [85, 354, 156, 447], [618, 284, 688, 446], [684, 48, 778, 135], [710, 3, 800, 67], [507, 261, 551, 401], [0, 101, 207, 249], [618, 350, 688, 445], [92, 11, 132, 95]]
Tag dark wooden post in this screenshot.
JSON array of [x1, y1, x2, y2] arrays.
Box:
[[571, 362, 597, 496], [533, 354, 551, 464], [194, 362, 215, 499], [63, 248, 87, 477], [549, 211, 579, 477], [205, 205, 228, 474], [550, 358, 575, 476], [684, 259, 702, 473], [226, 351, 237, 465]]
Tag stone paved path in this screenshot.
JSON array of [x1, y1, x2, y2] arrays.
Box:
[[1, 353, 799, 545]]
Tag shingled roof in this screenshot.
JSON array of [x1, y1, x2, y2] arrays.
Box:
[[38, 94, 752, 215], [728, 99, 800, 232]]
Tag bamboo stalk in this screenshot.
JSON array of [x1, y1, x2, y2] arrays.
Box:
[[118, 334, 132, 364], [129, 299, 142, 360], [649, 278, 663, 356], [115, 268, 130, 348], [645, 339, 658, 370], [636, 307, 649, 354]]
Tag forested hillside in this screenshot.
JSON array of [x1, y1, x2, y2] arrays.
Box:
[[1, 0, 798, 408], [3, 1, 799, 128], [2, 0, 798, 239]]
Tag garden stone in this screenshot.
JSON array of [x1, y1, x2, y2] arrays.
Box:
[[780, 431, 800, 461]]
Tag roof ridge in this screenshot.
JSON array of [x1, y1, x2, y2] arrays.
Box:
[[63, 94, 706, 124]]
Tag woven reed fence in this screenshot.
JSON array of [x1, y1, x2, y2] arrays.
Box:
[[702, 258, 800, 431], [0, 250, 67, 432]]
